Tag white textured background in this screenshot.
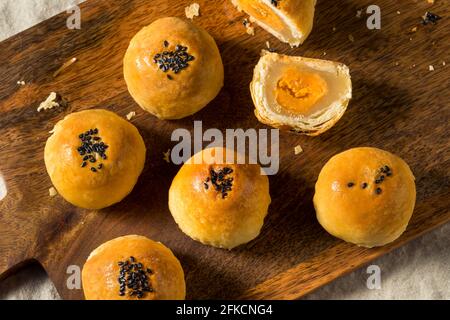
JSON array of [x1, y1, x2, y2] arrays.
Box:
[[0, 0, 448, 300]]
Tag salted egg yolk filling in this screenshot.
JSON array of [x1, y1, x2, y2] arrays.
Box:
[[274, 68, 328, 115], [239, 0, 285, 31]]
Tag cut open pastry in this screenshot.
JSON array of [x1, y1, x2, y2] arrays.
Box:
[[232, 0, 317, 46], [251, 51, 352, 136]]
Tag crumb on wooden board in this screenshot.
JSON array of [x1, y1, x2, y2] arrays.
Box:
[[37, 92, 62, 112], [294, 145, 303, 155], [185, 3, 200, 20], [126, 111, 136, 121]]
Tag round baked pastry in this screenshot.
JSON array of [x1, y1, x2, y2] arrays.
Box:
[[168, 148, 271, 249], [82, 235, 185, 300], [44, 109, 146, 210], [314, 147, 416, 248], [232, 0, 317, 46], [251, 51, 352, 136], [124, 17, 224, 120]]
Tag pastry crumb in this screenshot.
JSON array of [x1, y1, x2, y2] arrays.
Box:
[[163, 149, 171, 164], [17, 80, 26, 86], [37, 92, 63, 112], [266, 41, 271, 49], [442, 61, 446, 66], [429, 65, 435, 71], [348, 34, 355, 42], [49, 187, 58, 197], [185, 3, 200, 20], [332, 26, 336, 32], [294, 145, 303, 155], [126, 111, 136, 121], [243, 18, 255, 35], [356, 9, 362, 19], [397, 11, 401, 15]]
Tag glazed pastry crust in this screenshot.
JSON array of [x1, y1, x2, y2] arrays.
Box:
[[82, 235, 186, 300], [168, 148, 271, 249], [124, 17, 224, 119], [232, 0, 317, 46], [313, 147, 416, 248], [44, 109, 146, 210]]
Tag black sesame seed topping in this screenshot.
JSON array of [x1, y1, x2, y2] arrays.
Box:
[[375, 187, 382, 195], [204, 167, 234, 199], [153, 42, 195, 76], [77, 128, 108, 173], [373, 165, 393, 185], [347, 182, 355, 188], [271, 0, 279, 7], [361, 182, 368, 189], [117, 257, 154, 299], [167, 74, 173, 80]]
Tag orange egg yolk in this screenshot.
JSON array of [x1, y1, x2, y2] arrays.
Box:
[[239, 0, 284, 31], [275, 69, 328, 115]]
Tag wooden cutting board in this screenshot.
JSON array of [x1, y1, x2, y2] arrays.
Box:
[[0, 0, 448, 300]]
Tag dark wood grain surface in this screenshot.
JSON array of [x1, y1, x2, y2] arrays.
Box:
[[0, 0, 449, 300]]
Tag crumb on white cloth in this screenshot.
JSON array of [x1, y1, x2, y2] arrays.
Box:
[[126, 111, 136, 121], [163, 149, 171, 164], [185, 3, 200, 20], [37, 92, 60, 112], [294, 145, 303, 155], [49, 187, 58, 197]]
